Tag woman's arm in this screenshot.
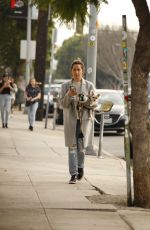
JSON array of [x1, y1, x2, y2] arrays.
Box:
[[60, 83, 75, 108], [31, 92, 41, 101], [0, 84, 5, 93], [24, 89, 32, 101]]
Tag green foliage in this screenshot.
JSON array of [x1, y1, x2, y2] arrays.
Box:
[[51, 0, 102, 24], [53, 28, 136, 89], [0, 1, 27, 73], [32, 0, 107, 24], [53, 35, 87, 80], [0, 0, 107, 75], [0, 0, 39, 75]]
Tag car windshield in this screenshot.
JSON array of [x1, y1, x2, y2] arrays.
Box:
[[98, 93, 123, 105], [44, 86, 49, 94], [44, 85, 61, 96], [50, 86, 61, 96]]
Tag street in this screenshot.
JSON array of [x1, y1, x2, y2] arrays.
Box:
[[54, 120, 124, 159], [94, 132, 124, 159]]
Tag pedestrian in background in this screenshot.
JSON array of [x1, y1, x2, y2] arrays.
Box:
[[16, 75, 26, 111], [25, 78, 41, 131], [10, 77, 18, 115], [0, 73, 15, 128], [60, 58, 98, 184]]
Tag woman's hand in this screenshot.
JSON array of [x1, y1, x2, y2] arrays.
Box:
[[68, 88, 77, 97], [26, 96, 32, 101], [30, 98, 36, 102], [3, 82, 10, 88]]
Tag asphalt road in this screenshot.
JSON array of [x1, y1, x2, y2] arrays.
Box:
[[94, 132, 124, 159], [52, 120, 124, 159]]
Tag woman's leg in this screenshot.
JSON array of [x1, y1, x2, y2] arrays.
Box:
[[29, 102, 38, 127], [27, 106, 32, 126], [0, 95, 5, 125], [75, 120, 85, 177], [5, 95, 11, 126], [77, 138, 85, 180], [68, 146, 78, 176]]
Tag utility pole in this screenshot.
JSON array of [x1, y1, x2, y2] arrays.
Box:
[[86, 4, 98, 156], [26, 0, 32, 85], [45, 28, 57, 128], [86, 4, 98, 85], [122, 15, 132, 206]]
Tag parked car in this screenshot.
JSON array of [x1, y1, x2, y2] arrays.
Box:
[[94, 89, 125, 134], [43, 84, 61, 116]]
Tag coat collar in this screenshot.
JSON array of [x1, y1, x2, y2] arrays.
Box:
[[70, 78, 86, 85]]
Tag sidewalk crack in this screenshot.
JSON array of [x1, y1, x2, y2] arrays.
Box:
[[118, 213, 135, 230], [84, 177, 106, 195], [43, 141, 62, 156], [26, 171, 53, 230]]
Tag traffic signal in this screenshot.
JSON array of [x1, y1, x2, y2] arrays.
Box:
[[9, 0, 27, 19], [10, 0, 15, 9]]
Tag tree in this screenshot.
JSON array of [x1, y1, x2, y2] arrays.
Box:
[[34, 7, 49, 120], [0, 0, 39, 77], [0, 0, 27, 75], [54, 35, 87, 80], [97, 28, 136, 89], [34, 0, 104, 24], [32, 0, 107, 120], [54, 28, 136, 89], [130, 0, 150, 208]]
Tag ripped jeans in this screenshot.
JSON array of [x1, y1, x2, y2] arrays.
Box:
[[68, 138, 85, 176]]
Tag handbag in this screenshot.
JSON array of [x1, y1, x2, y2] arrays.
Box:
[[26, 99, 37, 107], [25, 100, 31, 107]]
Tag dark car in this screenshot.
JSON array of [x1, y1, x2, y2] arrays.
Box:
[[94, 89, 125, 134]]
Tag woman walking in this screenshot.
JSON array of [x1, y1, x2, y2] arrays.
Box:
[[25, 78, 41, 131], [60, 58, 98, 184], [0, 73, 15, 128], [10, 77, 18, 115]]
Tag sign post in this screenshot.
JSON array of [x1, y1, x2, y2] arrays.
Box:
[[25, 0, 32, 85], [86, 4, 98, 85], [122, 15, 132, 206], [86, 4, 98, 156]]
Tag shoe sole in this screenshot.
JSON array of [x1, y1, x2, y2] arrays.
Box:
[[69, 180, 76, 184]]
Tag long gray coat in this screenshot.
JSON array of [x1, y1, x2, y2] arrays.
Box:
[[60, 78, 96, 148]]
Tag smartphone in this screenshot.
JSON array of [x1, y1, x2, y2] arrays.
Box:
[[70, 86, 76, 92]]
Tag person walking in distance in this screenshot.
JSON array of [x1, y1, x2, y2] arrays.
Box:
[[0, 73, 16, 128], [60, 58, 98, 184], [10, 77, 18, 115], [25, 78, 41, 131]]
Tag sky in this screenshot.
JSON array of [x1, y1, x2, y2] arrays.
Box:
[[98, 0, 139, 30], [56, 0, 150, 46]]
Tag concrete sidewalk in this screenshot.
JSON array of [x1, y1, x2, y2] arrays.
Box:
[[0, 111, 149, 230]]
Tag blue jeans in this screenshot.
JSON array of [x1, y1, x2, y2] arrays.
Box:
[[0, 94, 11, 124], [27, 102, 38, 126], [68, 138, 85, 176]]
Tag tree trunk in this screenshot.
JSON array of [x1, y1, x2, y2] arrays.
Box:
[[131, 0, 150, 208], [34, 9, 49, 121]]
